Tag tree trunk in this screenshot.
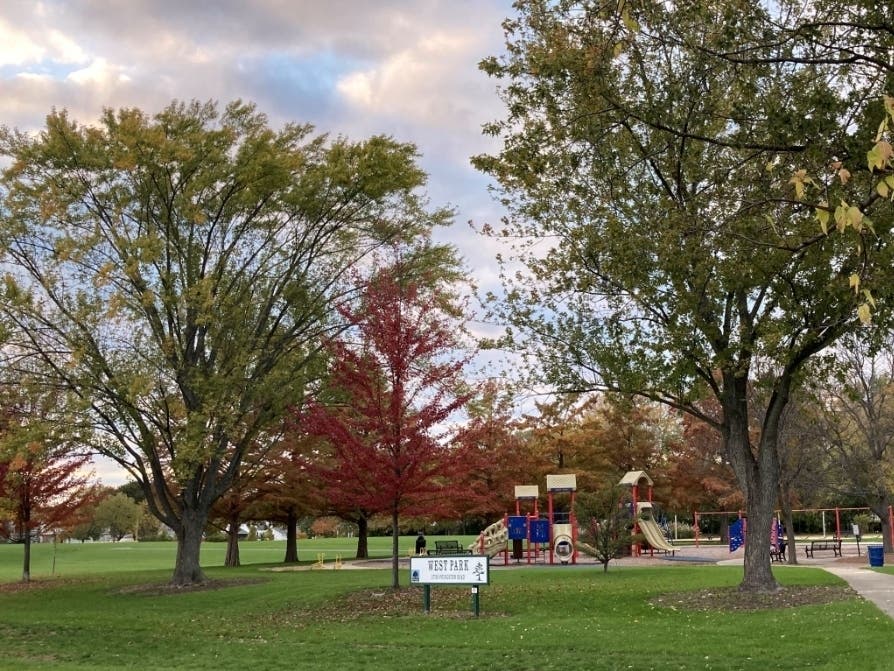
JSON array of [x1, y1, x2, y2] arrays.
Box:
[[390, 508, 400, 589], [355, 515, 369, 560], [780, 500, 798, 566], [22, 526, 31, 584], [740, 493, 778, 592], [172, 507, 208, 586], [283, 509, 299, 563], [225, 515, 240, 568], [869, 498, 893, 553], [723, 382, 781, 593]]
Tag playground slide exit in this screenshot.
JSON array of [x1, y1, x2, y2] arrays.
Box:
[[638, 516, 675, 552]]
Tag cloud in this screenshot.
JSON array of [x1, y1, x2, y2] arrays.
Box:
[[0, 16, 86, 66], [66, 57, 130, 86], [0, 0, 516, 271]]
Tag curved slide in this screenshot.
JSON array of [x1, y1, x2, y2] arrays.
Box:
[[638, 517, 675, 553], [469, 519, 509, 557]]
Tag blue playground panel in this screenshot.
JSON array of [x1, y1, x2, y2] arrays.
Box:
[[508, 516, 528, 540], [530, 518, 550, 543]]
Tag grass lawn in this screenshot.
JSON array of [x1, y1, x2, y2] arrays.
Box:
[[1, 540, 893, 670], [0, 536, 426, 582]]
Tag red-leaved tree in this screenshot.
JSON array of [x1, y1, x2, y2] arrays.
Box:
[[247, 432, 326, 564], [302, 269, 471, 588], [0, 441, 97, 582], [0, 382, 100, 582]]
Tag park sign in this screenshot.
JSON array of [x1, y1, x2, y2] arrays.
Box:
[[410, 555, 490, 585], [410, 555, 490, 616]]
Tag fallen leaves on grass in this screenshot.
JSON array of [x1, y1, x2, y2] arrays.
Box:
[[651, 585, 857, 612], [283, 586, 506, 624], [0, 579, 83, 594], [114, 577, 267, 596]]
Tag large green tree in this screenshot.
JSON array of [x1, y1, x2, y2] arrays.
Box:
[[475, 1, 894, 592], [0, 100, 450, 585]]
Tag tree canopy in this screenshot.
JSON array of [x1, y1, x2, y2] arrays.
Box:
[[0, 381, 97, 581], [301, 263, 471, 589], [0, 99, 452, 585], [475, 0, 894, 591]]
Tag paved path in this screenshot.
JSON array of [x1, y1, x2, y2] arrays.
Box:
[[822, 564, 894, 619]]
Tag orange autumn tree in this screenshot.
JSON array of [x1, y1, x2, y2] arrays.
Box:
[[453, 381, 548, 523], [0, 389, 98, 582], [663, 408, 742, 540], [250, 432, 325, 563]]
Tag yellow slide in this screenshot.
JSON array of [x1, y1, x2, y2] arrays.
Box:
[[638, 516, 675, 553]]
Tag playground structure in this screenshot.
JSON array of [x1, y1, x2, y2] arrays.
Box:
[[471, 470, 688, 563], [618, 470, 675, 556], [546, 474, 578, 564], [470, 475, 579, 565], [310, 553, 343, 570], [471, 469, 894, 561]]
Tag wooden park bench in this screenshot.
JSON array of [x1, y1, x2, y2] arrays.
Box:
[[803, 539, 842, 558], [433, 540, 471, 556]]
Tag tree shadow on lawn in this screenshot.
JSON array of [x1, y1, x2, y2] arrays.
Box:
[[0, 578, 88, 594]]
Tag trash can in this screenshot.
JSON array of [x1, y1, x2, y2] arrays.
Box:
[[868, 544, 884, 568]]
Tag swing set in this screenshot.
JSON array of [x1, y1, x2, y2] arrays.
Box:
[[693, 506, 894, 547]]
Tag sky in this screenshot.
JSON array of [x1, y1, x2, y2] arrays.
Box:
[[0, 1, 517, 486]]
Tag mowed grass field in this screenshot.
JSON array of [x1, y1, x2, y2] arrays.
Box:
[[0, 536, 426, 582], [2, 538, 894, 670]]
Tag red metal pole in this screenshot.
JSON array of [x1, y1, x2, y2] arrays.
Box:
[[503, 513, 509, 566], [525, 513, 531, 564], [834, 507, 841, 539], [646, 483, 654, 557], [632, 484, 640, 557], [694, 511, 700, 548], [548, 490, 555, 565]]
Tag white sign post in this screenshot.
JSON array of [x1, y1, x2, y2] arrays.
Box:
[[410, 555, 490, 615]]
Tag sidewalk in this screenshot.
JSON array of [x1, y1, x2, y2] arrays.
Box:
[[822, 563, 894, 619]]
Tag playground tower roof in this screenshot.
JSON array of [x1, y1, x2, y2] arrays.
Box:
[[619, 470, 653, 487]]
